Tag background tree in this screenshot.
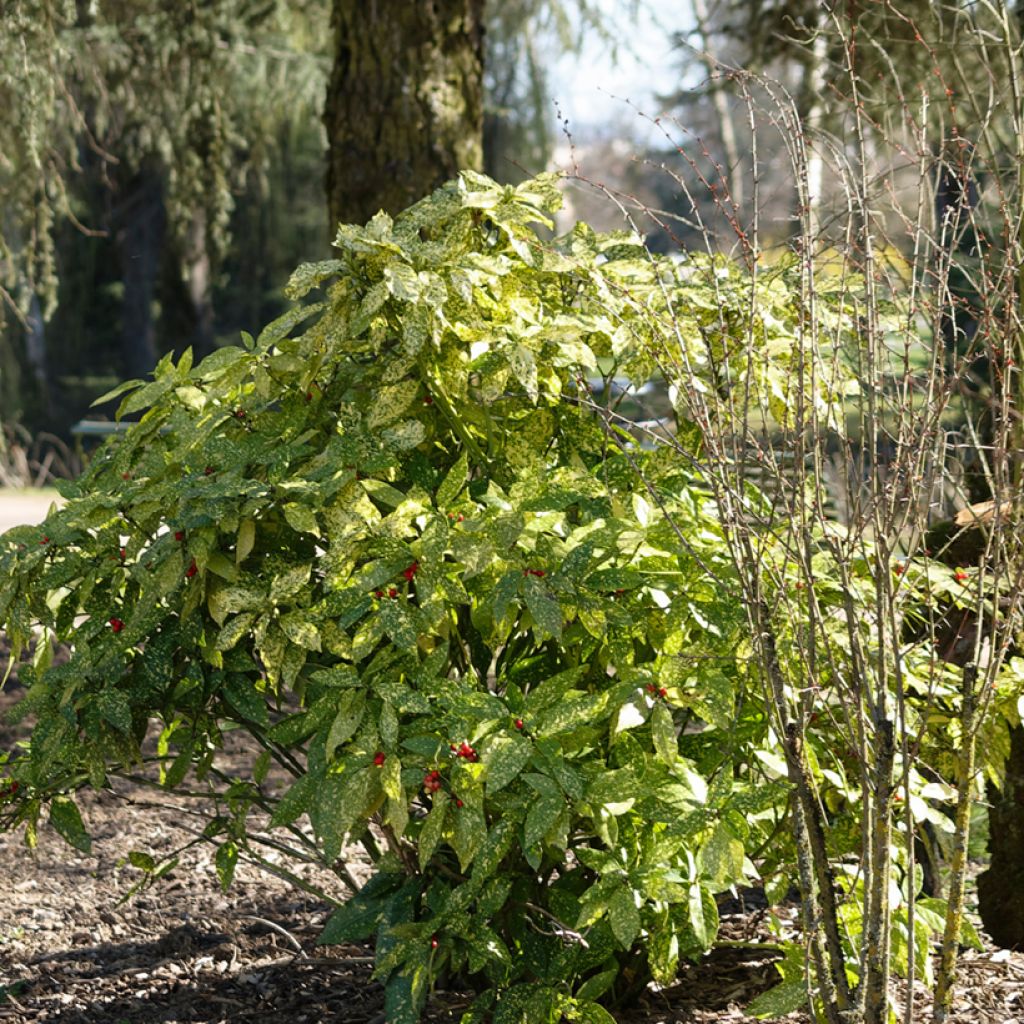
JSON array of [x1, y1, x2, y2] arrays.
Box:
[[323, 0, 485, 226]]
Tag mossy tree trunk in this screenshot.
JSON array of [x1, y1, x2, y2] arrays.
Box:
[[324, 0, 485, 229]]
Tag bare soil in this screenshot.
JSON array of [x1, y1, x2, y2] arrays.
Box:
[[0, 655, 1022, 1023]]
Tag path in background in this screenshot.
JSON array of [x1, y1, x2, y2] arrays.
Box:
[[0, 489, 62, 533]]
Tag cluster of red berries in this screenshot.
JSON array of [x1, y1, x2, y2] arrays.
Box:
[[423, 769, 443, 793], [402, 561, 420, 582], [645, 683, 669, 699], [373, 588, 399, 599], [109, 617, 125, 633], [447, 512, 465, 522], [451, 741, 478, 762], [39, 536, 49, 546], [185, 558, 198, 578], [523, 568, 546, 578]]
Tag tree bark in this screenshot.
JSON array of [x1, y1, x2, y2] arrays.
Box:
[[114, 166, 163, 380], [184, 210, 216, 360], [323, 0, 485, 229]]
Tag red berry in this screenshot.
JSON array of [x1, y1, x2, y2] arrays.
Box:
[[109, 617, 124, 633], [658, 687, 668, 698], [174, 531, 185, 542], [646, 683, 656, 694], [457, 514, 464, 522], [402, 561, 419, 581], [204, 466, 215, 476], [305, 392, 313, 402], [894, 564, 905, 576], [514, 718, 524, 730], [955, 570, 968, 582], [388, 587, 398, 598], [373, 752, 386, 767], [121, 472, 132, 480], [234, 408, 245, 419], [39, 536, 49, 545], [455, 798, 463, 808], [119, 547, 127, 561], [374, 589, 384, 599], [430, 936, 438, 949], [423, 395, 434, 405], [185, 558, 198, 579]]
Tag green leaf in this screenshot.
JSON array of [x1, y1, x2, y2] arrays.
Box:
[[698, 821, 745, 889], [436, 452, 468, 508], [483, 732, 532, 794], [378, 599, 419, 650], [384, 959, 429, 1024], [317, 872, 404, 945], [325, 691, 366, 760], [268, 772, 317, 828], [270, 564, 312, 604], [507, 343, 538, 401], [215, 841, 238, 891], [651, 701, 677, 763], [223, 674, 269, 726], [574, 969, 618, 1003], [523, 792, 562, 849], [97, 689, 133, 736], [367, 380, 419, 429], [49, 797, 91, 854], [313, 768, 369, 863], [451, 798, 487, 871], [283, 502, 320, 537], [236, 519, 256, 565], [418, 793, 448, 870], [522, 577, 561, 640], [91, 378, 143, 407], [279, 611, 322, 651], [257, 301, 324, 347], [538, 692, 608, 737], [746, 976, 808, 1018], [575, 1001, 618, 1024], [608, 885, 641, 949], [215, 611, 257, 652]]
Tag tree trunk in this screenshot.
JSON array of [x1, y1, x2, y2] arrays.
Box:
[[184, 210, 216, 359], [114, 166, 163, 380], [978, 726, 1024, 949], [323, 0, 485, 229]]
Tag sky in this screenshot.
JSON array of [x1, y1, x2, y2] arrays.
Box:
[[548, 0, 692, 144]]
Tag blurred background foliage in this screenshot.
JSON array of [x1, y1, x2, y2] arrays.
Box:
[[0, 0, 648, 439]]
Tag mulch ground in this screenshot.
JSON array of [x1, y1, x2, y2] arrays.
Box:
[[0, 645, 1022, 1023]]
